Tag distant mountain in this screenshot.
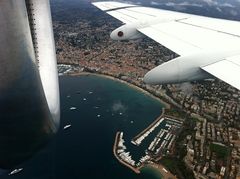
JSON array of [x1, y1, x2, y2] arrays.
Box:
[[93, 0, 240, 20], [51, 0, 240, 20]]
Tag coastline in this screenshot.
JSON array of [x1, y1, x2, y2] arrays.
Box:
[[66, 71, 176, 178], [140, 165, 163, 179], [69, 72, 170, 109], [142, 163, 177, 179]]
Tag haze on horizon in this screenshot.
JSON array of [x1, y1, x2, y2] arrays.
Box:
[[52, 0, 240, 20]]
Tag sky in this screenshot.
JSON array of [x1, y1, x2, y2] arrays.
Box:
[[51, 0, 240, 20], [89, 0, 240, 20]]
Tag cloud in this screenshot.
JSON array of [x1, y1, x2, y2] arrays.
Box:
[[229, 9, 238, 16], [220, 3, 235, 7], [150, 1, 160, 5], [202, 0, 218, 6], [177, 82, 193, 95], [135, 1, 142, 5], [179, 2, 203, 7], [200, 0, 235, 7], [165, 2, 176, 6], [111, 101, 127, 112], [216, 7, 222, 12], [164, 1, 203, 8]]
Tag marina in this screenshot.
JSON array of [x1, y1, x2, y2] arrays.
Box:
[[113, 110, 183, 176], [146, 116, 183, 156], [131, 109, 165, 146]]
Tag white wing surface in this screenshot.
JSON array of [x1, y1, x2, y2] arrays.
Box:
[[202, 55, 240, 90], [138, 18, 240, 55], [92, 1, 240, 90]]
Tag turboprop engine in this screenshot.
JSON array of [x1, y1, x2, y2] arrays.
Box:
[[0, 0, 59, 169], [110, 24, 143, 40]]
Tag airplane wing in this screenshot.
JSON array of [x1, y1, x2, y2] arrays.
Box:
[[201, 55, 240, 90], [92, 1, 240, 90]]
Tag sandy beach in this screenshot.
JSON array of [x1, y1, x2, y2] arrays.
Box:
[[145, 163, 177, 179]]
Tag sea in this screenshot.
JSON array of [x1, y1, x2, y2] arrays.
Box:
[[3, 75, 164, 179]]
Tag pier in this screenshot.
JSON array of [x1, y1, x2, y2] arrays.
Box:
[[131, 109, 165, 146], [113, 111, 184, 177], [113, 132, 141, 174], [131, 110, 183, 156]]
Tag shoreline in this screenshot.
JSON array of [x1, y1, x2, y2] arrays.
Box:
[[140, 165, 164, 179], [65, 71, 176, 178], [144, 163, 177, 179], [68, 72, 170, 108]]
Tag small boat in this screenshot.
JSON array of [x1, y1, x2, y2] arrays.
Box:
[[83, 98, 87, 101], [70, 107, 77, 110], [63, 124, 71, 130], [119, 112, 123, 115], [9, 168, 23, 175], [88, 91, 93, 94], [97, 114, 101, 118]]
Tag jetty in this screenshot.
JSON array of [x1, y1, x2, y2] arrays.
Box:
[[113, 132, 140, 174], [131, 109, 165, 146]]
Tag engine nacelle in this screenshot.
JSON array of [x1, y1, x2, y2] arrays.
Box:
[[144, 50, 240, 85], [0, 0, 59, 169], [110, 24, 143, 40]]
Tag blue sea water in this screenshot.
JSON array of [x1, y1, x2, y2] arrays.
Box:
[[3, 75, 163, 179]]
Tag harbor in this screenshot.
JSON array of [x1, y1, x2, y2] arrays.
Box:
[[113, 110, 183, 177], [131, 109, 166, 146]]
